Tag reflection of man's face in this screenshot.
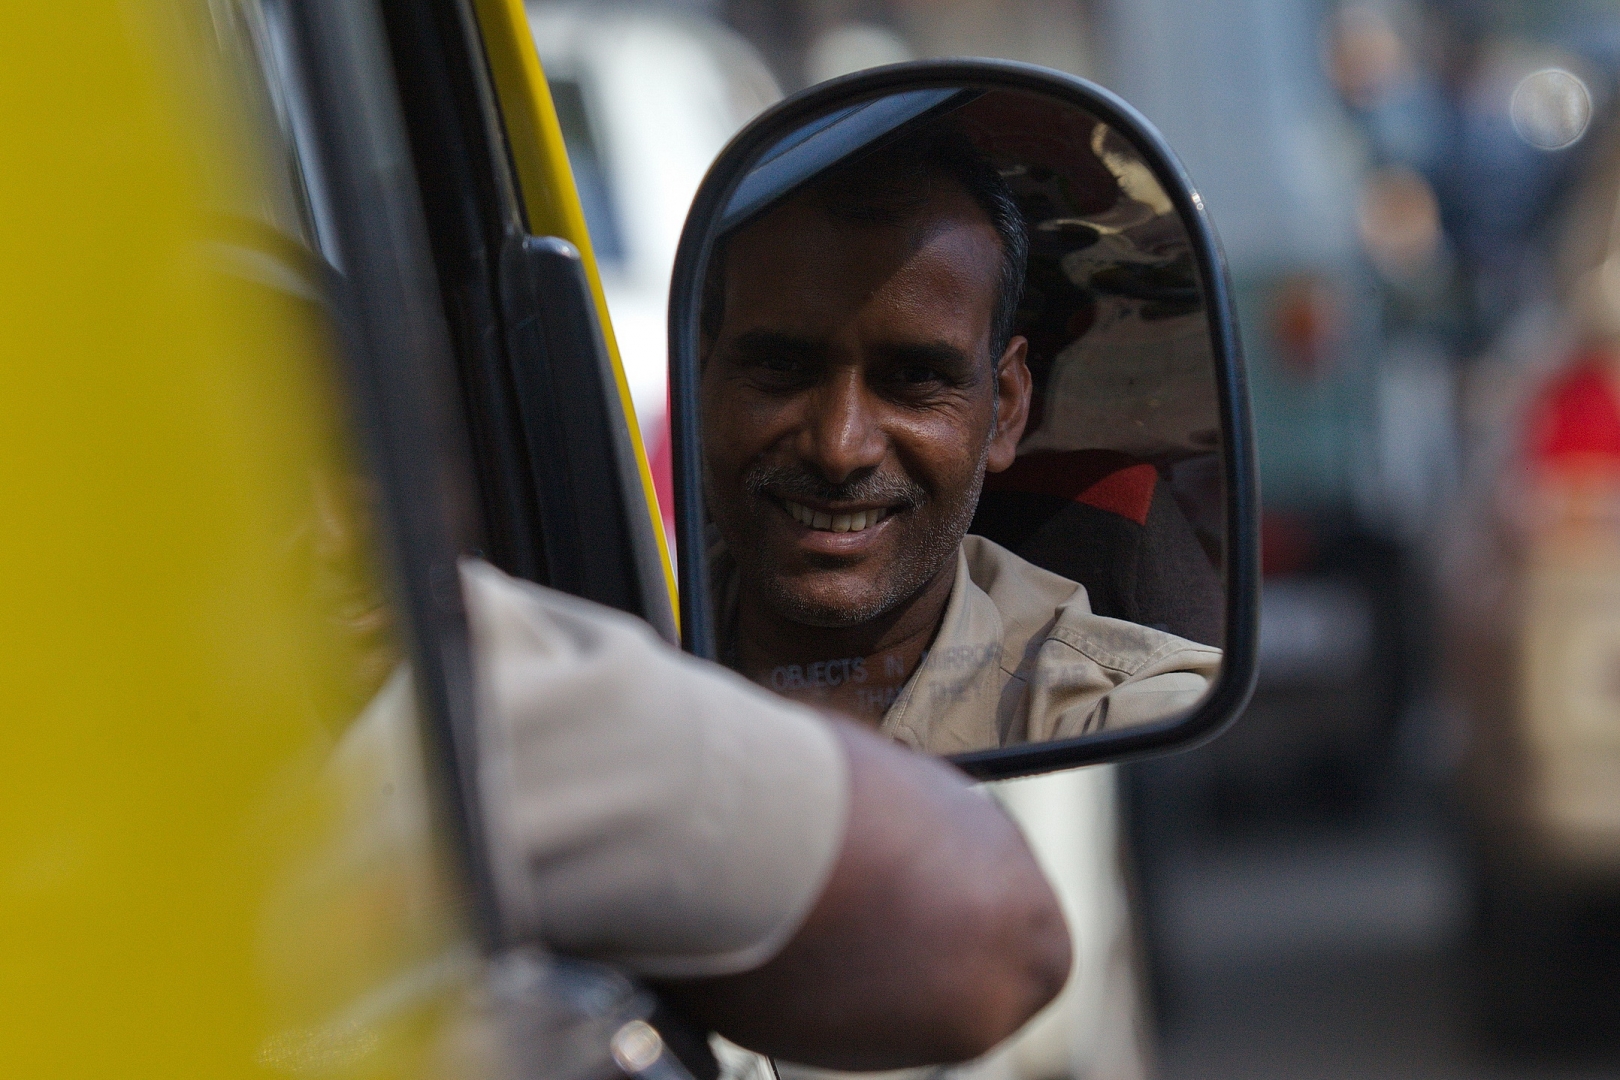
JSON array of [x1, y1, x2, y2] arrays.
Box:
[[701, 179, 1031, 629]]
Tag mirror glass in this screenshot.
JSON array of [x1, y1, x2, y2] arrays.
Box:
[[689, 85, 1226, 755]]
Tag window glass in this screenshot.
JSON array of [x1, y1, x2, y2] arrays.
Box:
[[550, 76, 627, 262]]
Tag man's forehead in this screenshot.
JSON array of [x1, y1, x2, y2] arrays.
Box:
[[721, 186, 1002, 335], [731, 179, 996, 261]]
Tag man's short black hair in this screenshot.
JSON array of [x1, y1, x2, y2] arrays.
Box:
[[702, 119, 1028, 361]]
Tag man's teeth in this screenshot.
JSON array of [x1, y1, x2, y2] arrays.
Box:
[[783, 499, 890, 532]]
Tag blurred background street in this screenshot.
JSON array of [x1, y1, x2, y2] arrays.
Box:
[[534, 0, 1620, 1074]]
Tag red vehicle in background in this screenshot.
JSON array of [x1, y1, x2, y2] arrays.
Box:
[[1439, 114, 1620, 1042]]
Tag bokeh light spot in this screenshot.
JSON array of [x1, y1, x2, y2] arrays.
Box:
[[1511, 68, 1592, 151]]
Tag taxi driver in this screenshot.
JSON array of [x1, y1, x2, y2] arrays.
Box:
[[700, 121, 1219, 751]]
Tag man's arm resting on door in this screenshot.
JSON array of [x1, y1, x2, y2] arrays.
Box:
[[465, 559, 1070, 1070], [655, 717, 1071, 1070]]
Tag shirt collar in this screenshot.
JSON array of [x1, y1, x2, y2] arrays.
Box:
[[880, 544, 1010, 753]]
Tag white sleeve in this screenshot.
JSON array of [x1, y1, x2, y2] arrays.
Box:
[[462, 559, 849, 979]]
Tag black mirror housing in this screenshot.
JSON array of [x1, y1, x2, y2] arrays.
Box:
[[668, 59, 1258, 779]]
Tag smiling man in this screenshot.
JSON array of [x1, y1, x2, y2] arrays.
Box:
[[700, 122, 1219, 751]]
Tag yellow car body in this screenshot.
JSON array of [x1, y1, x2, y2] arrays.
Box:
[[0, 0, 663, 1072]]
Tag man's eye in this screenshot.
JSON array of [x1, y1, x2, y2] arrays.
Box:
[[897, 364, 943, 385], [760, 355, 802, 374]]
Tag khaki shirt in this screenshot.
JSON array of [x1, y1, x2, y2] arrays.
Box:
[[464, 560, 849, 978], [880, 536, 1221, 754]]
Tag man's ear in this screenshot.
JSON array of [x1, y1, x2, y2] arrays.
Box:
[[986, 336, 1031, 473]]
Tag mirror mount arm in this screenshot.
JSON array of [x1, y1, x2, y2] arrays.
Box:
[[499, 235, 678, 642]]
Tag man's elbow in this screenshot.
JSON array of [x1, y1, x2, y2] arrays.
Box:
[[936, 878, 1074, 1063], [1019, 891, 1075, 1021]]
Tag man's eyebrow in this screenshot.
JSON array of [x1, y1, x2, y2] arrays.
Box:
[[875, 340, 977, 372], [727, 329, 828, 361]]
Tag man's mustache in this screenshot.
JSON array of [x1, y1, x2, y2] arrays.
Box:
[[743, 463, 927, 511]]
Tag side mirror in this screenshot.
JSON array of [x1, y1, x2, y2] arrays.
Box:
[[667, 59, 1257, 778]]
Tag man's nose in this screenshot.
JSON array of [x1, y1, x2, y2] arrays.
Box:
[[798, 370, 886, 485]]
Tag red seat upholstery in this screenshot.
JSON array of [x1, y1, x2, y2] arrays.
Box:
[[973, 449, 1223, 646]]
